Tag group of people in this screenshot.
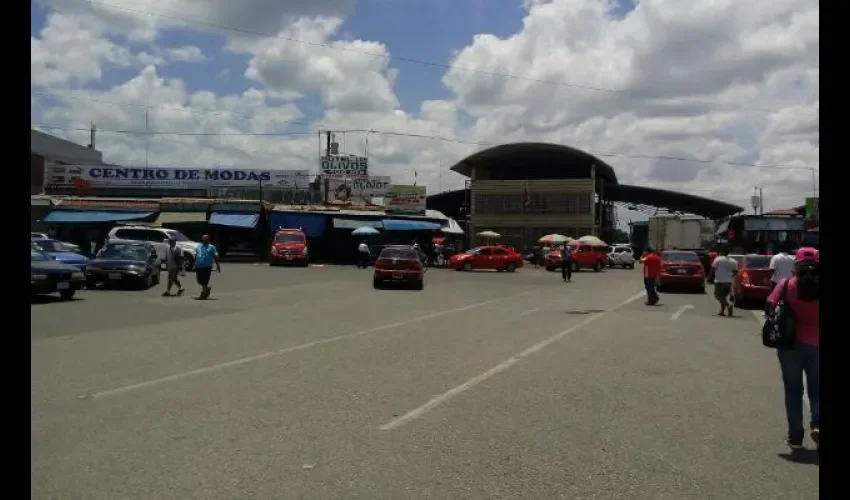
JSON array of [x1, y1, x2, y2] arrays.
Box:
[[356, 239, 458, 268], [160, 234, 221, 300], [638, 244, 819, 451]]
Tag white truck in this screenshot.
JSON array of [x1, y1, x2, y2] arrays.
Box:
[[648, 217, 715, 251]]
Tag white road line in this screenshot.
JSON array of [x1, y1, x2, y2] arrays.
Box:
[[670, 304, 694, 321], [379, 290, 645, 431], [84, 288, 540, 400]]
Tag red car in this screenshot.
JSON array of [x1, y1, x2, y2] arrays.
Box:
[[657, 251, 705, 292], [269, 228, 309, 266], [731, 254, 773, 306], [546, 242, 606, 272], [449, 245, 523, 272], [373, 245, 424, 290]]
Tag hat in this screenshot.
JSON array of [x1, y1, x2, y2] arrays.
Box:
[[795, 247, 819, 262]]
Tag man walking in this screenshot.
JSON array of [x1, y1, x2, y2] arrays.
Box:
[[357, 240, 370, 268], [560, 245, 573, 282], [194, 234, 220, 300], [769, 242, 795, 289], [161, 238, 185, 297], [711, 248, 738, 316], [640, 248, 661, 305]]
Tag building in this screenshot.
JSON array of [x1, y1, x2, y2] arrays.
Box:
[[31, 129, 103, 195]]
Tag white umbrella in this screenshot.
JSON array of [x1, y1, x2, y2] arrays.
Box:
[[476, 230, 500, 245], [352, 226, 380, 236], [538, 233, 572, 245], [578, 235, 607, 246]]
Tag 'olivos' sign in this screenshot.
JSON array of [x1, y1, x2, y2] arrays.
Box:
[[45, 165, 311, 189]]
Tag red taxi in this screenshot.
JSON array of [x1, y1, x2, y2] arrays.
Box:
[[269, 228, 309, 266], [657, 251, 705, 292], [731, 254, 773, 306], [449, 245, 523, 272], [373, 245, 424, 290], [545, 242, 607, 272]]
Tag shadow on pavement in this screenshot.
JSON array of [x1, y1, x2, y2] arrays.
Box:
[[777, 449, 819, 465], [30, 295, 83, 305]]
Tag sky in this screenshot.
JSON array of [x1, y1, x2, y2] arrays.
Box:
[[31, 0, 819, 225]]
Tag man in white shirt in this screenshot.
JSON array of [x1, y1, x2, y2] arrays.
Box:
[[357, 240, 370, 269], [769, 245, 796, 287], [711, 248, 739, 317]]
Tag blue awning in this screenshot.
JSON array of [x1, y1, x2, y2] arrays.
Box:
[[268, 212, 327, 237], [43, 210, 156, 223], [382, 219, 442, 231], [209, 211, 260, 228], [333, 218, 383, 230]]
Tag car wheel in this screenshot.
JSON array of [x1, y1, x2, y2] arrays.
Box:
[[153, 271, 161, 285], [628, 263, 635, 269], [59, 289, 76, 301], [183, 255, 195, 272], [86, 278, 98, 289], [463, 262, 473, 272], [700, 286, 706, 294], [413, 280, 424, 291], [454, 267, 462, 272], [506, 262, 516, 273], [140, 273, 152, 290], [373, 278, 382, 289]]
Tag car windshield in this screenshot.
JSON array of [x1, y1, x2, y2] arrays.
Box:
[[31, 251, 48, 261], [32, 240, 61, 252], [275, 233, 305, 243], [745, 256, 771, 268], [98, 244, 147, 261], [663, 252, 699, 262], [164, 230, 190, 242], [380, 248, 418, 259], [464, 248, 482, 255]]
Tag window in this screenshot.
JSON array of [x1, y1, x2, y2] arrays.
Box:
[[379, 248, 418, 259], [114, 229, 158, 242], [474, 192, 594, 214], [275, 233, 305, 243], [745, 256, 771, 268], [662, 252, 700, 262], [493, 248, 508, 255], [164, 230, 190, 242], [478, 248, 493, 256]]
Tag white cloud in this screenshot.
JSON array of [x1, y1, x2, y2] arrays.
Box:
[[31, 0, 818, 216], [165, 45, 206, 63]]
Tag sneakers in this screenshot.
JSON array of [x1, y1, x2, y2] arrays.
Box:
[[785, 433, 805, 450], [811, 427, 820, 448]]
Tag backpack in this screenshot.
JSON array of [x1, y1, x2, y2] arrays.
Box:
[[762, 279, 796, 350]]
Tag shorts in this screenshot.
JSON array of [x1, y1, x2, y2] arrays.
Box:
[[714, 282, 732, 301], [195, 267, 213, 287]]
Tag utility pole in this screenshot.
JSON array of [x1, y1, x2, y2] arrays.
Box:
[[759, 187, 764, 215], [89, 123, 96, 149], [145, 108, 150, 168]]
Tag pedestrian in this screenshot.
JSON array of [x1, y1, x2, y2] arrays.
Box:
[[560, 244, 572, 282], [769, 242, 796, 289], [640, 247, 661, 305], [532, 245, 542, 269], [357, 240, 370, 268], [711, 248, 738, 316], [194, 234, 220, 300], [161, 238, 185, 297], [767, 247, 819, 450]]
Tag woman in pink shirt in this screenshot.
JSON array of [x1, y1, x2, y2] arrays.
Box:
[[767, 247, 819, 450]]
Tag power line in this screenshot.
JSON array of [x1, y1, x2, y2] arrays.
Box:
[[60, 0, 816, 117], [33, 123, 818, 171]]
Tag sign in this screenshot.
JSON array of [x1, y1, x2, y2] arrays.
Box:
[[320, 155, 369, 176], [44, 165, 312, 190], [805, 197, 819, 219], [385, 185, 426, 215], [326, 176, 391, 203]]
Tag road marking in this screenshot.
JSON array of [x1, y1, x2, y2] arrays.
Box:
[[378, 290, 645, 431], [519, 306, 544, 317], [670, 304, 694, 321], [84, 288, 540, 400]]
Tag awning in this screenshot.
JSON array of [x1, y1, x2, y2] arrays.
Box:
[[208, 211, 260, 228], [440, 218, 465, 235], [268, 212, 327, 237], [43, 210, 156, 223], [332, 218, 383, 230], [382, 219, 442, 231], [155, 212, 208, 224]]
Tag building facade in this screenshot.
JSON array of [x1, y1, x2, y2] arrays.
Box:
[[31, 129, 103, 195]]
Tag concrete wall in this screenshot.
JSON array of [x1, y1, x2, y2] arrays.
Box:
[[31, 129, 103, 165]]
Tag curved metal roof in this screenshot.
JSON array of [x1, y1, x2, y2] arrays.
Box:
[[449, 142, 618, 184], [605, 184, 744, 219]]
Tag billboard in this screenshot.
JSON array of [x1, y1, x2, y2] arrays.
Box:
[[385, 185, 426, 215], [43, 165, 312, 190], [326, 176, 391, 203], [320, 155, 369, 176]]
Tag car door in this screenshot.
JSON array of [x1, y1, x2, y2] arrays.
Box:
[[493, 247, 509, 268], [473, 247, 493, 269]]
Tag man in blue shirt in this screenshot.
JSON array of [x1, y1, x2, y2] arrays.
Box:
[[560, 245, 572, 283], [194, 234, 221, 299]]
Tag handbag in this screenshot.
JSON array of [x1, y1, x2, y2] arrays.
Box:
[[762, 279, 796, 350]]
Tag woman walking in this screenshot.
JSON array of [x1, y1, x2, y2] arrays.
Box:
[[766, 247, 819, 450]]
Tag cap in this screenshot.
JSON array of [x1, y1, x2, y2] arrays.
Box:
[[795, 247, 819, 262]]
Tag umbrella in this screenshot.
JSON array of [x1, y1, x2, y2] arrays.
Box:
[[476, 230, 501, 245], [538, 233, 572, 245], [352, 226, 380, 236], [578, 235, 607, 246]]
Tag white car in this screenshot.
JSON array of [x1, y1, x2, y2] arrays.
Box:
[[107, 226, 200, 270], [607, 244, 636, 269]]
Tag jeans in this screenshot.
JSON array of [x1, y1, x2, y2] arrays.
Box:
[[644, 277, 659, 304], [357, 252, 370, 268], [778, 342, 820, 439], [561, 261, 572, 281]]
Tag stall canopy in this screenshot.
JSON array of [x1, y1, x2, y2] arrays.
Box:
[[43, 210, 156, 223], [208, 212, 260, 228], [332, 218, 383, 230], [382, 219, 442, 231], [440, 218, 464, 235], [155, 212, 208, 224], [268, 212, 327, 237]]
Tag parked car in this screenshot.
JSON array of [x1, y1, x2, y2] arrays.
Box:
[[108, 225, 199, 270], [657, 250, 706, 292], [86, 242, 162, 290], [269, 228, 309, 266], [31, 233, 82, 254], [547, 242, 607, 272], [607, 244, 636, 269], [449, 245, 524, 272], [731, 254, 773, 307], [31, 238, 89, 270], [31, 250, 86, 300], [373, 245, 424, 290]]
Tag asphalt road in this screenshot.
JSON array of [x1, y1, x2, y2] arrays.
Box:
[[32, 264, 819, 499]]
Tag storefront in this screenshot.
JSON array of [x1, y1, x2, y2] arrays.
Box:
[[207, 202, 268, 259]]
